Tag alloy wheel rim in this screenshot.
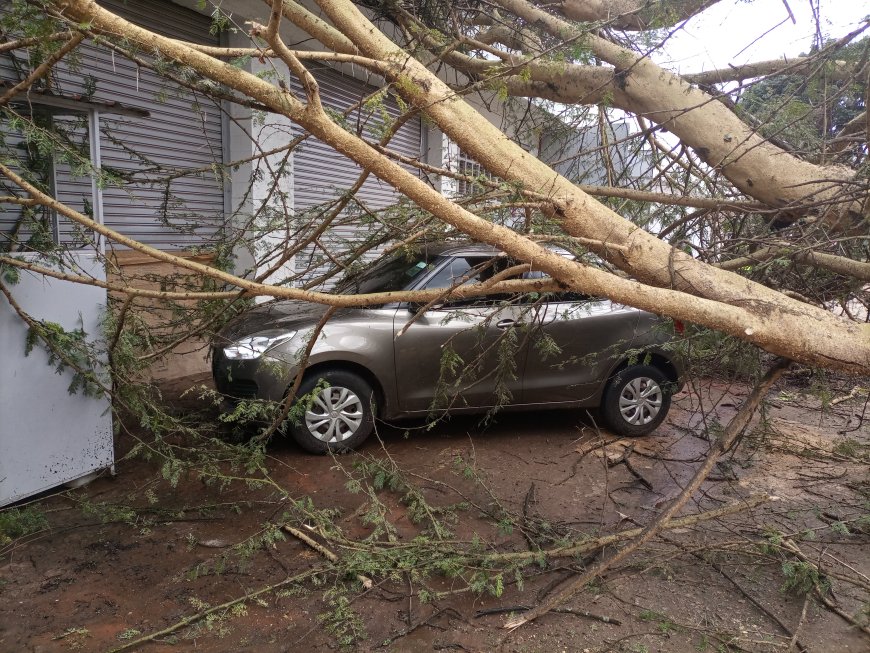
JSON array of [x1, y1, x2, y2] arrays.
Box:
[[305, 386, 364, 442], [618, 377, 663, 426]]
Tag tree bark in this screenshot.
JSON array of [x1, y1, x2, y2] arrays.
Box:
[[554, 0, 724, 31]]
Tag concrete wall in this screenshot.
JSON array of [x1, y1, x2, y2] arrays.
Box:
[[107, 250, 219, 380]]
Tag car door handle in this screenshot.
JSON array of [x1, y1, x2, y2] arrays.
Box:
[[496, 319, 517, 329]]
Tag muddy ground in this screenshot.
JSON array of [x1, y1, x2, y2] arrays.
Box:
[[1, 376, 868, 653]]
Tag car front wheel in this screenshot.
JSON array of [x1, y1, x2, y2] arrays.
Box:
[[600, 365, 671, 436], [287, 370, 375, 454]]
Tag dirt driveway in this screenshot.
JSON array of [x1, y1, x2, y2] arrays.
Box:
[[1, 377, 868, 652]]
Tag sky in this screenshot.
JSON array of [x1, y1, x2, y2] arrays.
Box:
[[655, 0, 869, 73]]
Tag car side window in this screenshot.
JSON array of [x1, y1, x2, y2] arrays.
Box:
[[422, 256, 515, 307], [421, 257, 475, 291]]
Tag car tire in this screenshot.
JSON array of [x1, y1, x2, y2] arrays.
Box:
[[286, 370, 376, 454], [600, 365, 671, 437]]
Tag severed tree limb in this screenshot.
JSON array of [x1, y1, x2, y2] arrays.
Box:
[[0, 31, 72, 53], [716, 244, 870, 283], [490, 0, 861, 220], [376, 146, 767, 212], [831, 386, 868, 406], [683, 55, 864, 86], [284, 525, 373, 589], [487, 492, 772, 563], [0, 174, 564, 306], [504, 357, 792, 629]]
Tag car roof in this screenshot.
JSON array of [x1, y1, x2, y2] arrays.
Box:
[[416, 241, 571, 260], [428, 242, 501, 258]]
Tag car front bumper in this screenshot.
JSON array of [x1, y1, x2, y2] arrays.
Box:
[[211, 346, 294, 403]]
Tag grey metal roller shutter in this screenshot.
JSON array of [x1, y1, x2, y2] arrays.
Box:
[[0, 120, 52, 251], [1, 0, 225, 251], [291, 66, 422, 284]]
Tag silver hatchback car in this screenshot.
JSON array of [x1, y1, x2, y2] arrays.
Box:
[[213, 244, 682, 453]]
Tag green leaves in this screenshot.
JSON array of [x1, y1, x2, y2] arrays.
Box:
[[781, 560, 829, 595], [0, 505, 48, 546], [24, 319, 106, 397]]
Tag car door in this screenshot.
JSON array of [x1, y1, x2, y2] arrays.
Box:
[[521, 293, 641, 406], [392, 255, 529, 413]]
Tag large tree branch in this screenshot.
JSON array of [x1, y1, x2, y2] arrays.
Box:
[[683, 56, 864, 86], [0, 180, 565, 305], [552, 0, 724, 31], [717, 244, 870, 283], [378, 144, 766, 211], [491, 0, 861, 223]]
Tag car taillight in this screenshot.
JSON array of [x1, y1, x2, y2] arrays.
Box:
[[674, 320, 685, 335]]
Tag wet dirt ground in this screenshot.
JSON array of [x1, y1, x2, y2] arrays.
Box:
[[1, 376, 868, 652]]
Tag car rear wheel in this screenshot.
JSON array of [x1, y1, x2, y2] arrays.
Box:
[[287, 370, 375, 454], [600, 365, 671, 436]]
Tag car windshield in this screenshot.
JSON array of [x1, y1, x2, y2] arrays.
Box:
[[334, 254, 435, 295]]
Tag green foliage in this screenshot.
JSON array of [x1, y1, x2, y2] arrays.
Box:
[[0, 505, 48, 546], [639, 608, 681, 634], [181, 596, 245, 639], [760, 527, 784, 554], [738, 36, 868, 160], [830, 521, 851, 536], [679, 325, 762, 381], [0, 261, 20, 284], [318, 587, 368, 650], [25, 319, 107, 397], [780, 560, 829, 595], [207, 4, 233, 36], [116, 628, 142, 641]]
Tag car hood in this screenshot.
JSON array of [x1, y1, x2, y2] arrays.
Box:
[[217, 300, 340, 342]]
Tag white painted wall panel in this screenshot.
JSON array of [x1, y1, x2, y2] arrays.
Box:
[[0, 253, 113, 507]]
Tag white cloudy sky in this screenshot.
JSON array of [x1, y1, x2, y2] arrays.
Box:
[[655, 0, 869, 72]]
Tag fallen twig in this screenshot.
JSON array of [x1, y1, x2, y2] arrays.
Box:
[[377, 607, 460, 648], [788, 593, 810, 652], [475, 605, 621, 625], [831, 385, 868, 406], [284, 524, 373, 589], [781, 538, 870, 593], [650, 527, 810, 653], [521, 482, 537, 550], [617, 447, 654, 491], [813, 588, 870, 637]]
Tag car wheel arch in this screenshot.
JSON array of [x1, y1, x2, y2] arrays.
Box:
[[291, 360, 388, 418], [607, 351, 680, 387]]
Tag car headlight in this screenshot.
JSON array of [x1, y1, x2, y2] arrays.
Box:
[[223, 331, 296, 360]]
